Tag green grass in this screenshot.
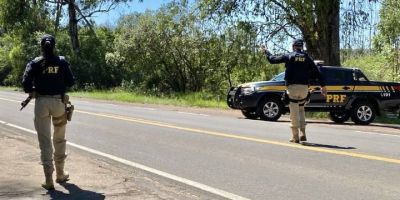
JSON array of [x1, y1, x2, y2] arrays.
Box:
[[0, 86, 227, 108], [375, 116, 400, 125], [306, 112, 329, 119], [0, 86, 19, 91], [70, 90, 229, 109], [306, 112, 400, 125]]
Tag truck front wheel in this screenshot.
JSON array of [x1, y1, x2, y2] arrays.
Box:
[[256, 97, 283, 121]]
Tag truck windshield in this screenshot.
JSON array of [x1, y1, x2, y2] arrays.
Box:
[[271, 72, 285, 81]]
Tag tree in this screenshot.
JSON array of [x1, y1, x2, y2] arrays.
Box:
[[0, 0, 141, 86], [0, 0, 140, 53], [111, 9, 202, 93], [108, 2, 275, 94], [66, 0, 80, 51], [373, 0, 400, 81], [0, 0, 52, 85], [198, 0, 378, 66], [55, 0, 141, 53]]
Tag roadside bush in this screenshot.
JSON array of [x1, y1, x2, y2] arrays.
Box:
[[343, 53, 396, 82]]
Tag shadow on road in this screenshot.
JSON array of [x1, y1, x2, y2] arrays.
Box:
[[47, 182, 105, 200], [305, 121, 400, 130], [246, 117, 400, 130], [301, 142, 356, 150]]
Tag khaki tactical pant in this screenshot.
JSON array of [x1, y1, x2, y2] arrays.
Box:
[[287, 84, 309, 129], [34, 96, 67, 169]]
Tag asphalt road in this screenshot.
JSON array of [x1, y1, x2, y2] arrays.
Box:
[[1, 90, 400, 200]]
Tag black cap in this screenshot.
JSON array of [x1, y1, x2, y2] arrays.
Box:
[[292, 39, 304, 47], [40, 34, 55, 48]]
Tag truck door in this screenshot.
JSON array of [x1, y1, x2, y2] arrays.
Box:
[[308, 67, 355, 108]]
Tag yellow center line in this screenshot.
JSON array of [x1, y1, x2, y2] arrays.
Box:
[[76, 110, 400, 165], [1, 96, 400, 164], [76, 110, 173, 126]]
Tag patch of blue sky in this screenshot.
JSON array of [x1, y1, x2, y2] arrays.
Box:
[[94, 0, 173, 27]]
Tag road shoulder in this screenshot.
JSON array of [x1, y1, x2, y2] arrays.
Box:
[[0, 124, 223, 200]]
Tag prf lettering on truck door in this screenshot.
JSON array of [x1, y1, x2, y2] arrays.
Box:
[[326, 94, 347, 103]]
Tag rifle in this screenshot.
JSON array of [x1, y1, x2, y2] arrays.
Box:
[[20, 96, 32, 111]]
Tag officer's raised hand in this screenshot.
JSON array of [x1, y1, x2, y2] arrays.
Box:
[[321, 86, 327, 97], [259, 44, 268, 54]]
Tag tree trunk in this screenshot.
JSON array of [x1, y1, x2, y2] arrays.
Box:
[[67, 0, 79, 52], [300, 0, 340, 66], [54, 0, 63, 34]]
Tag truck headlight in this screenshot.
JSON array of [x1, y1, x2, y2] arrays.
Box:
[[241, 87, 255, 95]]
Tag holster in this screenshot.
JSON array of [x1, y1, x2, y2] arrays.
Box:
[[66, 104, 74, 121], [281, 91, 290, 105], [63, 95, 74, 122]]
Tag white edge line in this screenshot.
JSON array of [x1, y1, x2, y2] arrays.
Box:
[[130, 106, 157, 111], [0, 120, 250, 200], [178, 111, 209, 117], [103, 103, 118, 107]]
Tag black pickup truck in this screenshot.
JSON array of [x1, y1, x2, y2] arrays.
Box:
[[227, 66, 400, 125]]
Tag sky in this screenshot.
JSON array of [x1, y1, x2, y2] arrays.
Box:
[[94, 0, 173, 26]]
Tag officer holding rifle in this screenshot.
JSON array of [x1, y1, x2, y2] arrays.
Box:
[[22, 34, 75, 190]]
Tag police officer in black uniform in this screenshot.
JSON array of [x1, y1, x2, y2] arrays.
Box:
[[261, 39, 327, 143], [22, 34, 75, 190]]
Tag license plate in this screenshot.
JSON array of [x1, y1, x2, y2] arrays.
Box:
[[229, 90, 236, 95]]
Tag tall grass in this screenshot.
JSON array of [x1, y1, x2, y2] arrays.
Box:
[[0, 86, 18, 91], [70, 90, 228, 109], [343, 53, 396, 82]]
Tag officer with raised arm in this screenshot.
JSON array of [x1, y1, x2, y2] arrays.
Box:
[[22, 34, 75, 190], [261, 39, 327, 143]]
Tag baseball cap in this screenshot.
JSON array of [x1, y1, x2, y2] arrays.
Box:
[[292, 39, 304, 47], [40, 34, 55, 48]]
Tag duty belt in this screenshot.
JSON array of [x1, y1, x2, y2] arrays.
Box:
[[287, 92, 311, 106], [37, 94, 62, 99]]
